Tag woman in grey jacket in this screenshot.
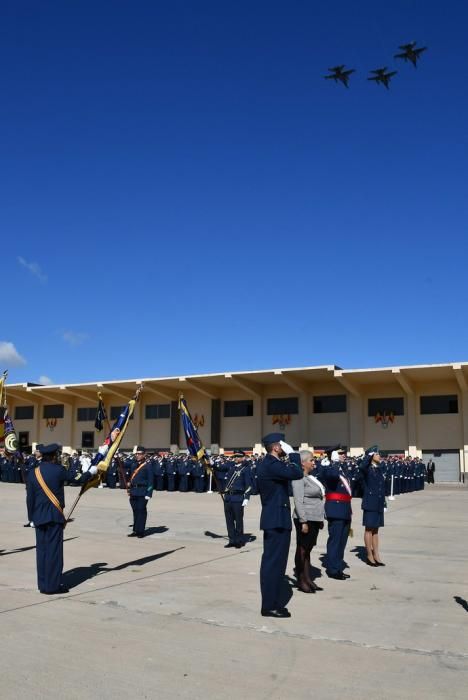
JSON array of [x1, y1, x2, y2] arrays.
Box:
[[292, 450, 325, 593]]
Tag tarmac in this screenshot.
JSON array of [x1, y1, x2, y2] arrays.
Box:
[[0, 482, 467, 700]]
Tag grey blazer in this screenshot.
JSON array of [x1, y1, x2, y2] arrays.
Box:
[[292, 475, 325, 523]]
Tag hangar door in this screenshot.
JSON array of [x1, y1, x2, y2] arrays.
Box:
[[422, 450, 460, 483]]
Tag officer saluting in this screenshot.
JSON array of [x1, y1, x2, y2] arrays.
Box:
[[26, 443, 98, 594], [257, 433, 303, 618], [315, 445, 353, 580]]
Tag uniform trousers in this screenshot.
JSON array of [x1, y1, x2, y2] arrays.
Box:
[[260, 527, 291, 611], [326, 518, 350, 575], [35, 522, 64, 593], [167, 475, 177, 491], [129, 496, 148, 536], [224, 501, 244, 545], [155, 476, 165, 491]]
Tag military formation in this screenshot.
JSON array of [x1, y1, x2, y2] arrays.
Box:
[[0, 447, 429, 495], [1, 440, 428, 612]]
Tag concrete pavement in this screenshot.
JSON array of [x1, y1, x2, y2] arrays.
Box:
[[0, 483, 467, 699]]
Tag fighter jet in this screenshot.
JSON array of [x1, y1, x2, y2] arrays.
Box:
[[394, 42, 427, 67], [324, 65, 356, 88], [368, 67, 397, 89]]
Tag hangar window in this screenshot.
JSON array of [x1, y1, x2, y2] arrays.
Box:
[[368, 398, 404, 416], [224, 400, 254, 417], [314, 395, 347, 413], [267, 397, 299, 415], [15, 406, 34, 420], [43, 404, 64, 419], [77, 407, 97, 422], [145, 404, 171, 419], [420, 395, 458, 414]]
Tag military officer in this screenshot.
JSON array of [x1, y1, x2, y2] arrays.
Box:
[[358, 445, 386, 566], [165, 453, 178, 491], [315, 445, 353, 580], [214, 451, 252, 548], [128, 446, 153, 538], [23, 446, 43, 526], [192, 458, 206, 493], [26, 443, 98, 594], [153, 454, 166, 491], [257, 433, 303, 618]]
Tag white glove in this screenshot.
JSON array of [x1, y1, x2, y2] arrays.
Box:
[[145, 496, 150, 500], [88, 465, 98, 476], [242, 499, 249, 507], [98, 444, 109, 456], [30, 522, 35, 528], [279, 440, 294, 455]]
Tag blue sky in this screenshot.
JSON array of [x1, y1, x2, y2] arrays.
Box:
[[1, 0, 468, 384]]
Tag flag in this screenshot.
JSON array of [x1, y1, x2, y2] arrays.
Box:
[[179, 396, 210, 466], [81, 397, 137, 493], [95, 393, 107, 432], [0, 371, 8, 447], [3, 407, 19, 454]]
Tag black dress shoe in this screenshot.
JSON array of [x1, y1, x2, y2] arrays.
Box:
[[327, 572, 347, 580], [137, 534, 145, 538], [224, 543, 235, 548], [309, 582, 323, 592], [127, 532, 137, 537], [23, 523, 31, 527], [261, 609, 291, 618], [340, 572, 351, 579], [366, 559, 378, 567]]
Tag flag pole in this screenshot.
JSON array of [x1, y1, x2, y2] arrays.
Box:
[[64, 385, 142, 525]]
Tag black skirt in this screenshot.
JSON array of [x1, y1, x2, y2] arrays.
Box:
[[294, 519, 321, 549]]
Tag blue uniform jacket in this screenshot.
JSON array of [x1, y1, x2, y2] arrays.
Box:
[[315, 462, 353, 520], [26, 461, 94, 526], [128, 460, 154, 498], [214, 461, 252, 503], [358, 455, 386, 512], [257, 453, 303, 530]]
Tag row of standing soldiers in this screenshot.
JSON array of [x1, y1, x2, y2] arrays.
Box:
[[0, 450, 428, 497]]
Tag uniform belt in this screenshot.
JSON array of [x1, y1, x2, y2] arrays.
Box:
[[326, 492, 352, 502], [225, 490, 243, 495]]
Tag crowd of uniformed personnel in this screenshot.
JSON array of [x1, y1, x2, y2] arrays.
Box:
[[0, 448, 429, 496], [0, 440, 430, 607]]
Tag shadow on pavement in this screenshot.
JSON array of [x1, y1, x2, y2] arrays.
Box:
[[0, 537, 78, 557], [63, 548, 184, 589], [144, 526, 169, 536], [454, 596, 468, 613]]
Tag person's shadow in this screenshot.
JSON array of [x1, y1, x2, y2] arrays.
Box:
[[454, 596, 468, 613], [144, 526, 169, 536], [277, 576, 294, 609], [350, 546, 368, 563], [62, 548, 183, 589], [204, 530, 226, 539], [243, 533, 257, 544], [0, 537, 78, 557]]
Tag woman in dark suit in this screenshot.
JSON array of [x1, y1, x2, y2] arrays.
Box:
[[292, 450, 325, 592], [358, 446, 386, 567]]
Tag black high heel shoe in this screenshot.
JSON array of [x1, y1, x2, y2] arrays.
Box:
[[374, 561, 386, 566], [365, 558, 378, 567]]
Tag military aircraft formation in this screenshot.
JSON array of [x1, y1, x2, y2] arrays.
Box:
[[324, 41, 427, 89]]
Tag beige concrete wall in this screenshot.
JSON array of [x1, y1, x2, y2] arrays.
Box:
[[417, 414, 462, 449], [310, 413, 349, 448]]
